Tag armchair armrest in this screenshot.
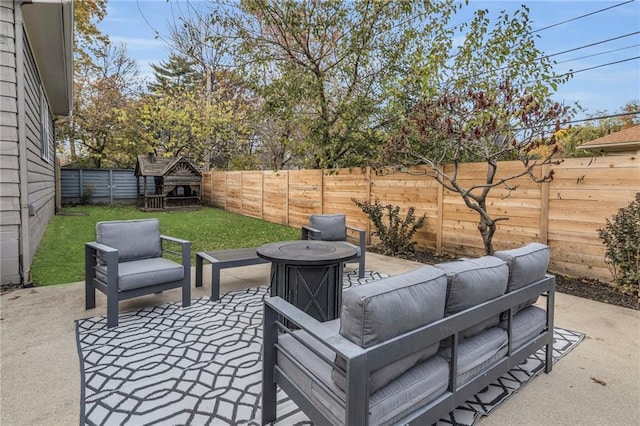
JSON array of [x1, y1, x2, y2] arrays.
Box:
[[346, 225, 366, 248], [85, 241, 119, 270], [85, 241, 118, 256], [301, 225, 322, 240], [160, 235, 191, 272], [160, 234, 191, 256], [160, 235, 190, 245], [85, 241, 119, 291]]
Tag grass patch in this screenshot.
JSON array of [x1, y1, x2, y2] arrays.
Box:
[[32, 205, 299, 285]]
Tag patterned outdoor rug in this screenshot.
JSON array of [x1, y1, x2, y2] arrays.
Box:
[[76, 271, 584, 426]]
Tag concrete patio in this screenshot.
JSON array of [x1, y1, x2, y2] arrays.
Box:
[[1, 252, 638, 426]]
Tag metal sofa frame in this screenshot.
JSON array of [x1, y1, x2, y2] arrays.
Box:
[[262, 274, 555, 425]]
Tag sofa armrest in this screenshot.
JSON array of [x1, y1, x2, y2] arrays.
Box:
[[266, 296, 365, 359], [264, 296, 370, 425]]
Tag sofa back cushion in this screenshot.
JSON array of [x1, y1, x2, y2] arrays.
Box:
[[435, 256, 508, 340], [334, 266, 447, 393], [96, 219, 162, 263], [309, 214, 346, 241], [493, 243, 550, 292]]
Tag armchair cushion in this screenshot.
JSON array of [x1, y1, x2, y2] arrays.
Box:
[[334, 265, 447, 393], [96, 219, 161, 262], [97, 257, 184, 291], [309, 214, 347, 241]]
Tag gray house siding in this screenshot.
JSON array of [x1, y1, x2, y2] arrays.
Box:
[[0, 2, 57, 285], [0, 2, 21, 284], [23, 27, 56, 263]]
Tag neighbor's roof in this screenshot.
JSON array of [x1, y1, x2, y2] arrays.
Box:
[[135, 155, 202, 177], [579, 125, 640, 152]]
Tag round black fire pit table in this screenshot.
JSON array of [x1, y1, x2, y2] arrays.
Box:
[[257, 240, 358, 322]]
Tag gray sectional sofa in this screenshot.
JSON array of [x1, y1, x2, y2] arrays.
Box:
[[262, 243, 554, 425]]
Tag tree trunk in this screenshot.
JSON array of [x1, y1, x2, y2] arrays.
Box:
[[478, 217, 497, 255]]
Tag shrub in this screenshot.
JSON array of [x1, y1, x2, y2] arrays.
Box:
[[598, 193, 639, 297], [353, 198, 426, 255], [79, 184, 95, 205]]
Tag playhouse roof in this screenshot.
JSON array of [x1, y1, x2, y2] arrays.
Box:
[[135, 155, 202, 177]]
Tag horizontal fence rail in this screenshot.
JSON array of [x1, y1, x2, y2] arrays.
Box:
[[202, 156, 639, 283]]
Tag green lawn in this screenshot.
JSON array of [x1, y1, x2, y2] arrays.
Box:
[[32, 205, 299, 285]]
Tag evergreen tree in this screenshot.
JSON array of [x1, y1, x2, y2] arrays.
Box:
[[147, 53, 202, 93]]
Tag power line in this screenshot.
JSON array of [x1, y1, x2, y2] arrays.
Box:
[[565, 111, 640, 126], [531, 0, 636, 33], [555, 44, 640, 65], [544, 31, 640, 60], [559, 56, 640, 77]]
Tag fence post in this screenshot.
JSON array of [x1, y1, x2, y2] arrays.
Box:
[[366, 166, 372, 245], [320, 169, 324, 214], [79, 169, 84, 200], [286, 170, 290, 226], [436, 183, 444, 255], [540, 164, 550, 244], [109, 169, 114, 205]]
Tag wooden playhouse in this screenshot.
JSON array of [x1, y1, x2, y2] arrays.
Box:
[[135, 154, 202, 211]]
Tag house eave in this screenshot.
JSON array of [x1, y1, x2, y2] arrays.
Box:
[[21, 0, 74, 116], [579, 141, 640, 152]]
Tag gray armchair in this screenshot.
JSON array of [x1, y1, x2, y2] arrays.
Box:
[[301, 214, 366, 278], [85, 218, 191, 328]]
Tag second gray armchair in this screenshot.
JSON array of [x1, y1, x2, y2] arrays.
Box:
[[301, 214, 366, 278]]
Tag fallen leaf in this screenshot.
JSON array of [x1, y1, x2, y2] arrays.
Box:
[[29, 289, 38, 294], [8, 295, 20, 300], [591, 377, 606, 386]]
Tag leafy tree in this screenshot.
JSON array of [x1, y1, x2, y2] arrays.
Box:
[[124, 87, 251, 170], [383, 5, 574, 255], [58, 42, 142, 168], [173, 0, 461, 169], [57, 0, 109, 163]]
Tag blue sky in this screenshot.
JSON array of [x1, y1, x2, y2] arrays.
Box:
[[100, 0, 640, 121]]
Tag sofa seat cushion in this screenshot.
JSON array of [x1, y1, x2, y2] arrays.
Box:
[[500, 306, 547, 350], [435, 256, 509, 341], [98, 258, 184, 291], [494, 243, 550, 314], [439, 327, 508, 386], [336, 266, 447, 393], [96, 219, 162, 263], [278, 322, 449, 426], [309, 214, 347, 241]]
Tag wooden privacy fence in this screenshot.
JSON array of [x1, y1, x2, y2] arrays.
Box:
[[202, 156, 638, 282]]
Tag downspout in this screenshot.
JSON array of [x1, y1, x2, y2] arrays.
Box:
[[15, 1, 31, 285]]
